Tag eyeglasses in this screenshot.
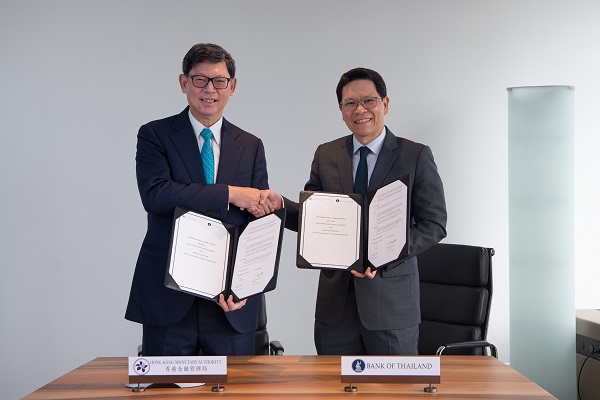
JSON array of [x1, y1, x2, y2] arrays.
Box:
[[188, 75, 232, 89], [339, 96, 382, 112]]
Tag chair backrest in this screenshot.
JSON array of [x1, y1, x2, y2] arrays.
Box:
[[255, 293, 270, 355], [417, 243, 494, 356]]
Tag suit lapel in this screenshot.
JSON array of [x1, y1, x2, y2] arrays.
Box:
[[369, 128, 398, 191], [170, 107, 205, 183], [216, 118, 242, 185], [339, 135, 354, 193]]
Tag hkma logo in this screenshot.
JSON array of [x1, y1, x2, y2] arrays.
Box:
[[352, 359, 365, 373], [134, 358, 150, 375]]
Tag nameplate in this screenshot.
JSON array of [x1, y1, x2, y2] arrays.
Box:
[[341, 356, 440, 384], [128, 356, 227, 384]]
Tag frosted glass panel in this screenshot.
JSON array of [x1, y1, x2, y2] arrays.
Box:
[[508, 86, 575, 400]]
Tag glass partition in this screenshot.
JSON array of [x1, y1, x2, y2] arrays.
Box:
[[508, 85, 575, 400]]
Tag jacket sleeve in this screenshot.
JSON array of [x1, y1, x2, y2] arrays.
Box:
[[407, 144, 447, 257]]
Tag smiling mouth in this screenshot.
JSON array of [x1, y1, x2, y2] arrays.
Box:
[[354, 118, 371, 124], [201, 99, 217, 103]]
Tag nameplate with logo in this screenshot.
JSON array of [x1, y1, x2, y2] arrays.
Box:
[[341, 356, 440, 383], [128, 356, 227, 384]]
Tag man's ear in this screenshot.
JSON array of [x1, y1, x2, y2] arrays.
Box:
[[228, 77, 237, 96], [179, 74, 187, 93]]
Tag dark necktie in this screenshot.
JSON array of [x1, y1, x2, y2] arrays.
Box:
[[354, 146, 369, 194], [200, 128, 214, 184]]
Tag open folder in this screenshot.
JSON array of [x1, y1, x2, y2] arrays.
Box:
[[297, 176, 409, 272], [165, 207, 286, 302]]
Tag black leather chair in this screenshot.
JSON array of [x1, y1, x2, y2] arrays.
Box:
[[255, 293, 284, 355], [417, 243, 497, 358], [138, 293, 283, 356]]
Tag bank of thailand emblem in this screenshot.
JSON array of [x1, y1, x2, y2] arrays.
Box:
[[352, 359, 364, 373]]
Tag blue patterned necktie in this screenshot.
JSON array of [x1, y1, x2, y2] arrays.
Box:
[[200, 128, 214, 184], [354, 146, 369, 194]]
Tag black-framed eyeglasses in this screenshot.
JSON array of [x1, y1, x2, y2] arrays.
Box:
[[339, 96, 382, 112], [188, 75, 232, 89]]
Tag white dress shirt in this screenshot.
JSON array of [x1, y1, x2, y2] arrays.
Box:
[[188, 110, 223, 180]]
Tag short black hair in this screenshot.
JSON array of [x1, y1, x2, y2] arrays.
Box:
[[182, 43, 236, 78], [336, 68, 387, 103]]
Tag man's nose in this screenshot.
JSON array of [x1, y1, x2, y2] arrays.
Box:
[[355, 103, 368, 112], [204, 80, 217, 91]]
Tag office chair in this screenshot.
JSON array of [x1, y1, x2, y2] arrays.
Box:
[[417, 243, 497, 358], [256, 293, 284, 355], [137, 293, 284, 356]]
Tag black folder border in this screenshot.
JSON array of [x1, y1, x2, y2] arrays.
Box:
[[229, 207, 286, 302], [297, 191, 365, 272], [364, 175, 411, 270], [165, 207, 285, 302], [296, 175, 410, 272]]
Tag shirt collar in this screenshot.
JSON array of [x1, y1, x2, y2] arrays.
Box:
[[353, 126, 386, 155], [188, 110, 223, 145]]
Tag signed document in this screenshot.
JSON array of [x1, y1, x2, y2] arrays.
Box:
[[299, 193, 362, 269], [297, 177, 409, 272], [368, 179, 408, 268], [165, 207, 285, 301]]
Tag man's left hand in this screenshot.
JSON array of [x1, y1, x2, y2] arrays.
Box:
[[351, 267, 377, 279], [218, 294, 247, 312]]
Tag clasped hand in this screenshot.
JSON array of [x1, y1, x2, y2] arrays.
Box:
[[229, 187, 280, 216], [242, 189, 283, 218]]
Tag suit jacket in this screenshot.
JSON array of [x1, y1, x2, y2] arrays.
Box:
[[125, 107, 269, 333], [285, 128, 447, 331]]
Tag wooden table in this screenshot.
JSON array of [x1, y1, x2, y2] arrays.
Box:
[[23, 355, 555, 399]]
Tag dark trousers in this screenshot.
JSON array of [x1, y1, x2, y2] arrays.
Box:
[[314, 279, 419, 355], [142, 297, 254, 356]]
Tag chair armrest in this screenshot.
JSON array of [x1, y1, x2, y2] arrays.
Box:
[[269, 340, 285, 355], [436, 340, 498, 358]]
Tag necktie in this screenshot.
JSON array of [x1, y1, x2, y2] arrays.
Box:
[[354, 146, 369, 194], [200, 128, 214, 184]]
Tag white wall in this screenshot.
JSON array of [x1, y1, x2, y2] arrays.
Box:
[[1, 1, 599, 399]]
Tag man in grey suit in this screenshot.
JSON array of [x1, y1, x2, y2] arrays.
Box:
[[254, 68, 447, 355]]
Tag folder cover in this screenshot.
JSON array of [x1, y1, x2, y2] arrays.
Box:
[[165, 207, 285, 302], [297, 176, 409, 272]]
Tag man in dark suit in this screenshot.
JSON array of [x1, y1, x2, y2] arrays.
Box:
[[125, 43, 273, 356], [254, 68, 447, 355]]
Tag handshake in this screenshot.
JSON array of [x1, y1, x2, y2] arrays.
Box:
[[229, 186, 283, 218]]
